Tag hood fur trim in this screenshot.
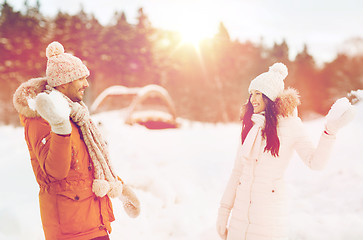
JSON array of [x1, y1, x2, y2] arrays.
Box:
[[13, 77, 48, 118], [274, 88, 300, 117], [240, 87, 300, 119]]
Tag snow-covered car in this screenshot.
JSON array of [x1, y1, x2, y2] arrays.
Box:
[[91, 84, 179, 129]]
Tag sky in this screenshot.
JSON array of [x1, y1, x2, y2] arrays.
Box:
[[3, 0, 363, 65]]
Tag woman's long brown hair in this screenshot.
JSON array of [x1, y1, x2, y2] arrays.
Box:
[[241, 94, 280, 157]]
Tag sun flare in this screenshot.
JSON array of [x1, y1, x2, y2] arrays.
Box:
[[177, 25, 213, 47], [173, 12, 217, 47]]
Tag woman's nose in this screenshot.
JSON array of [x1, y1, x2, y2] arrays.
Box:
[[250, 95, 256, 102]]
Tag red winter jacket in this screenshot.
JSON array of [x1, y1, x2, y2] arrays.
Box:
[[23, 115, 115, 240]]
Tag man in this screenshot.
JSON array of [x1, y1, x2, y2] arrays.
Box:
[[13, 42, 140, 240]]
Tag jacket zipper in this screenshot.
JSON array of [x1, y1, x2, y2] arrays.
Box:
[[245, 158, 257, 240]]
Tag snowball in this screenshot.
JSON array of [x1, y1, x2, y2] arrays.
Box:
[[348, 89, 363, 104]]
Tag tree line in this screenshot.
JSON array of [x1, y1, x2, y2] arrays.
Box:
[[1, 1, 362, 124]]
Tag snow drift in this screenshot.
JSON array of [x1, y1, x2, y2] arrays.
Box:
[[0, 93, 362, 240]]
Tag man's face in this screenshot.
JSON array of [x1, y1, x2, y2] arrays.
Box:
[[60, 77, 89, 102]]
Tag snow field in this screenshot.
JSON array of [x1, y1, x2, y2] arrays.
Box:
[[0, 98, 362, 239]]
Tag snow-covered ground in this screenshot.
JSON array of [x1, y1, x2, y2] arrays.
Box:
[[0, 99, 362, 240]]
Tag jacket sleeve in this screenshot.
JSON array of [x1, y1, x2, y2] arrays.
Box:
[[25, 118, 72, 180], [293, 118, 336, 170], [220, 145, 244, 210]]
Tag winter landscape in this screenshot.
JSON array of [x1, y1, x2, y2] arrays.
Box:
[[0, 91, 362, 240], [1, 0, 363, 239]]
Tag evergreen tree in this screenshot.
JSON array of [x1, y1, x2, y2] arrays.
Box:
[[215, 22, 230, 42], [128, 8, 159, 86], [0, 1, 359, 124], [94, 10, 134, 92], [321, 54, 363, 108], [210, 22, 237, 122], [0, 0, 48, 123], [269, 39, 290, 64], [292, 44, 324, 116]]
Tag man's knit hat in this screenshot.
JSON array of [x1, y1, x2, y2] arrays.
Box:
[[46, 41, 90, 87], [248, 62, 288, 101]]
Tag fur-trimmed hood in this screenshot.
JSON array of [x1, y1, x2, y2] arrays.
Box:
[[13, 77, 48, 118], [274, 88, 301, 117], [241, 87, 301, 119]]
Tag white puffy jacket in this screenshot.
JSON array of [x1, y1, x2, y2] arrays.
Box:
[[220, 89, 336, 240]]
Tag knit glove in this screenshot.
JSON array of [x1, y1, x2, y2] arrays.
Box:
[[216, 205, 230, 240], [325, 97, 356, 135], [119, 184, 140, 218], [35, 91, 72, 135]]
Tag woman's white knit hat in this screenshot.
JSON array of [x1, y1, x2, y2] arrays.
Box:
[[248, 62, 288, 101], [46, 41, 90, 87]]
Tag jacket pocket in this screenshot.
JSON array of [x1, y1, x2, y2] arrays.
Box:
[[56, 189, 102, 235]]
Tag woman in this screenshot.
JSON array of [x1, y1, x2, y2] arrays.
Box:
[[216, 63, 355, 240]]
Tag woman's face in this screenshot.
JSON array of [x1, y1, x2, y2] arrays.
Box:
[[250, 90, 266, 114]]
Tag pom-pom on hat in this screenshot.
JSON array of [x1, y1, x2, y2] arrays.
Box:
[[46, 41, 90, 87], [248, 62, 288, 101]]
